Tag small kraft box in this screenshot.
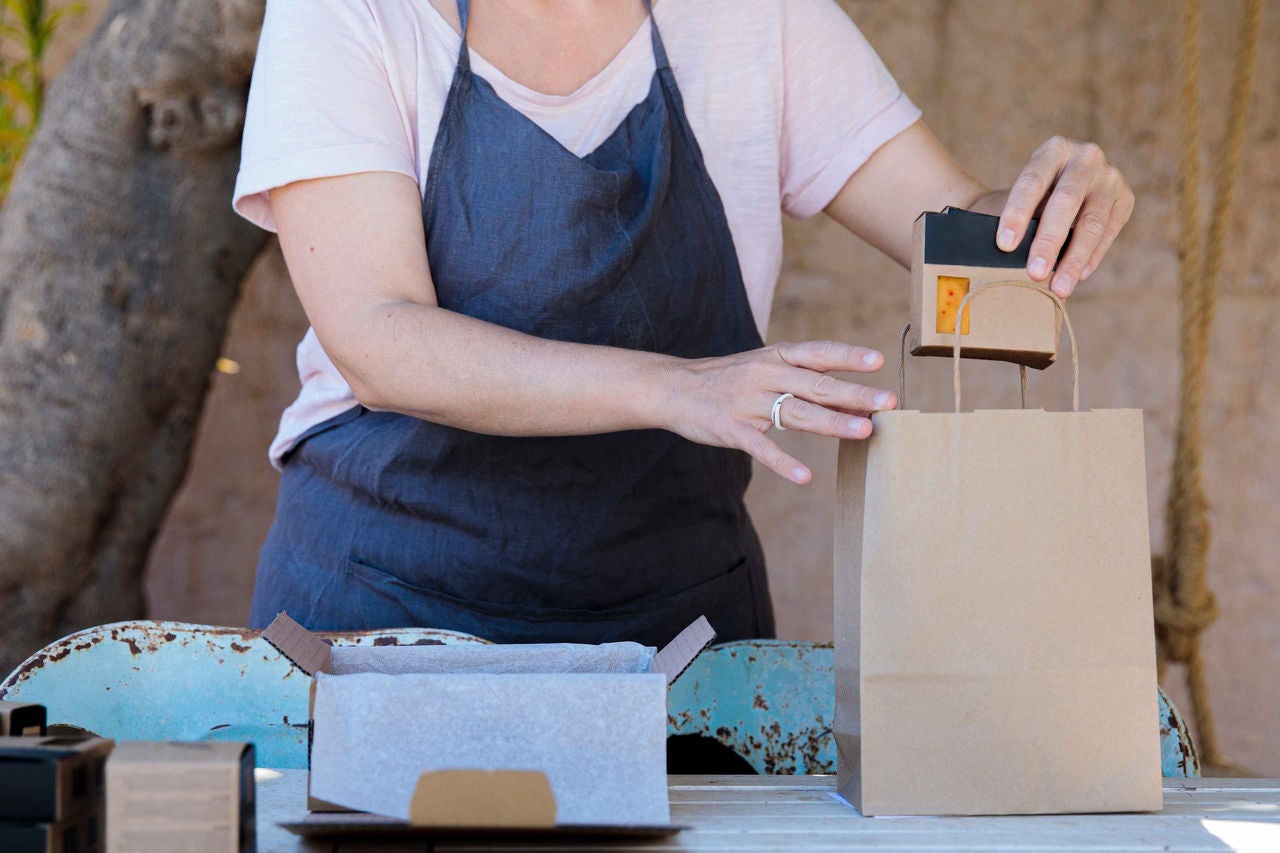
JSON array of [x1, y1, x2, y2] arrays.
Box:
[[0, 701, 46, 737], [106, 741, 256, 853], [910, 207, 1063, 369], [0, 736, 113, 823], [262, 611, 716, 839]]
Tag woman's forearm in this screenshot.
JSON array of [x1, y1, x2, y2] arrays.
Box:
[[336, 300, 678, 436]]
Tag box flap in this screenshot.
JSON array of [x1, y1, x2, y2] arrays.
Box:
[[262, 611, 332, 675], [653, 616, 716, 685], [409, 770, 555, 827]]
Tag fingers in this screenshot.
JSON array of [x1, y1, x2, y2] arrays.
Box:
[[1027, 142, 1106, 288], [999, 137, 1135, 295], [777, 365, 897, 414], [735, 426, 811, 484], [1048, 193, 1113, 297], [774, 339, 885, 373], [997, 135, 1071, 252], [1081, 186, 1135, 283], [777, 396, 873, 439]]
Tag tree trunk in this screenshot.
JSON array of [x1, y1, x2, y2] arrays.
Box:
[[0, 0, 268, 673]]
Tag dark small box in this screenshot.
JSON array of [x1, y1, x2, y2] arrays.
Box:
[[0, 702, 46, 737], [0, 803, 103, 853], [0, 736, 113, 822]]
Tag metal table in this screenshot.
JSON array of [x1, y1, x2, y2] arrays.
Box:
[[256, 770, 1280, 851]]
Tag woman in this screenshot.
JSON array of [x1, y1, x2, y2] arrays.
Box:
[[233, 0, 1133, 646]]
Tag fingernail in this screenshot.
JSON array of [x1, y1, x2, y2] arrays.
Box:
[[862, 351, 880, 367], [792, 466, 809, 483], [847, 417, 867, 436], [873, 392, 893, 409], [1051, 272, 1073, 296], [1029, 256, 1048, 278], [998, 228, 1017, 250]]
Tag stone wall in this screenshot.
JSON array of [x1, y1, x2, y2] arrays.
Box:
[[46, 1, 1279, 773]]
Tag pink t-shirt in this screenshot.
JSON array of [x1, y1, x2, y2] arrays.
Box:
[[232, 0, 921, 469]]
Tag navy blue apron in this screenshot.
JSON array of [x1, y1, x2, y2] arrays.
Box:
[[249, 0, 775, 647]]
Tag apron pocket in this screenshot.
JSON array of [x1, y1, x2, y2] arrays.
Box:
[[345, 552, 749, 622]]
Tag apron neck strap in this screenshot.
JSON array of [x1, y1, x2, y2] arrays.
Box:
[[455, 1, 670, 74], [641, 0, 671, 71], [456, 0, 472, 72]]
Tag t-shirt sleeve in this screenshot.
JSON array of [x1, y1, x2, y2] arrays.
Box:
[[778, 0, 922, 219], [232, 0, 416, 232]]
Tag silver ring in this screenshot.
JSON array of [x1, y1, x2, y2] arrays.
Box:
[[770, 393, 794, 431]]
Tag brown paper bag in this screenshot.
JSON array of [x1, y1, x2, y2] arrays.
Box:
[[835, 282, 1162, 816]]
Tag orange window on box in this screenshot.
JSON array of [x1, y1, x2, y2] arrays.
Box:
[[936, 275, 971, 335]]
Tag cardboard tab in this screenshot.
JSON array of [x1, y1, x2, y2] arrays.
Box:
[[653, 616, 716, 685], [262, 611, 332, 675], [410, 770, 556, 828]]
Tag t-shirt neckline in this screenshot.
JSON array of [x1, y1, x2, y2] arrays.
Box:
[[420, 1, 659, 111]]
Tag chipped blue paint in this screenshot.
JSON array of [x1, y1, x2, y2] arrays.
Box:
[[668, 640, 834, 774], [0, 622, 486, 769], [1, 623, 1198, 777], [667, 642, 1200, 778]]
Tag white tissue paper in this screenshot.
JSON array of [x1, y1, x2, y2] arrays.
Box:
[[309, 671, 670, 826]]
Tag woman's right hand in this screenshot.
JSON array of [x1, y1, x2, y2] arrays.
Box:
[[656, 341, 897, 484]]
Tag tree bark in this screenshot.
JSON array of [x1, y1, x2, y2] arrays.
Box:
[[0, 0, 267, 673]]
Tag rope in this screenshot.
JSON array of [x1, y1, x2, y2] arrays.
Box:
[[1156, 0, 1260, 768]]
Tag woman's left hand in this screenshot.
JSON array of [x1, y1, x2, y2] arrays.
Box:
[[995, 136, 1134, 297]]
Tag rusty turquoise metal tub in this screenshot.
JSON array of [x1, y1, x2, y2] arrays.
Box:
[[0, 622, 1199, 777]]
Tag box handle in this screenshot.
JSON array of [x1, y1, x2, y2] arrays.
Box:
[[951, 281, 1079, 413]]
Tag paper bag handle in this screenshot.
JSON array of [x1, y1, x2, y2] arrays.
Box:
[[951, 281, 1080, 413], [901, 281, 1080, 412]]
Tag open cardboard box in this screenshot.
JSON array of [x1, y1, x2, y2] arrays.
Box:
[[262, 612, 716, 839], [910, 207, 1064, 369]]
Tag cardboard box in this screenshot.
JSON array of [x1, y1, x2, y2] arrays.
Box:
[[0, 802, 103, 853], [263, 612, 714, 836], [910, 207, 1063, 369], [0, 736, 112, 822], [0, 702, 46, 737], [106, 741, 255, 853]]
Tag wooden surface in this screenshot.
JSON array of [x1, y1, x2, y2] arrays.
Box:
[[256, 770, 1280, 851]]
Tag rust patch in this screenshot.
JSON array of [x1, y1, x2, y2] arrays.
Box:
[[752, 693, 769, 711], [229, 642, 251, 653], [373, 637, 397, 646], [6, 650, 53, 688], [47, 647, 71, 663], [164, 633, 177, 642], [126, 638, 142, 656]]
